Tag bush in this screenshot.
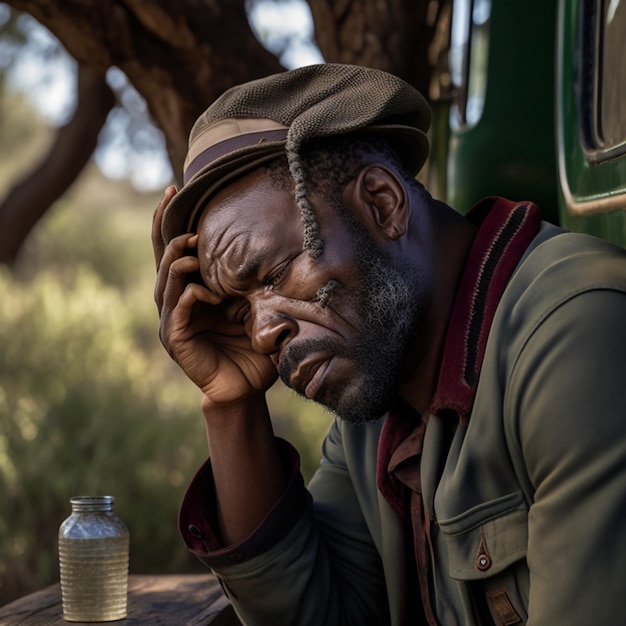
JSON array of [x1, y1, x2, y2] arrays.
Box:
[[0, 265, 209, 604]]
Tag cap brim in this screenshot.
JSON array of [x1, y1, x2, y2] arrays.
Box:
[[160, 140, 286, 246], [160, 125, 428, 246]]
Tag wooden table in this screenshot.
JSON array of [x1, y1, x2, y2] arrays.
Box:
[[0, 575, 241, 625]]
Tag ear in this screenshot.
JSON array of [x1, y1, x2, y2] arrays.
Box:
[[346, 164, 409, 241]]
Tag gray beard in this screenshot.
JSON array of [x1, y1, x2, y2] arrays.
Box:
[[329, 235, 422, 425], [279, 227, 423, 425]]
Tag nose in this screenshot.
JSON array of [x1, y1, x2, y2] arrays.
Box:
[[250, 295, 298, 356]]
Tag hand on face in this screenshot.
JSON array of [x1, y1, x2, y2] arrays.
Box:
[[151, 187, 278, 407]]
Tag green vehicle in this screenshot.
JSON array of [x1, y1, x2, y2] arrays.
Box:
[[436, 0, 626, 247]]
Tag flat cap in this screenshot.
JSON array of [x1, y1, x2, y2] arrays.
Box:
[[160, 63, 431, 245]]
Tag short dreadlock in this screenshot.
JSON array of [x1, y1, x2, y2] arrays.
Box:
[[263, 133, 424, 256]]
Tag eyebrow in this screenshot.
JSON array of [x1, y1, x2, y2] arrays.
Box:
[[233, 249, 268, 285], [222, 231, 263, 286]]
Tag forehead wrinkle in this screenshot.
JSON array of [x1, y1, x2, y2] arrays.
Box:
[[233, 248, 268, 285], [199, 174, 301, 293], [206, 226, 269, 294], [225, 230, 261, 286], [201, 220, 249, 295]]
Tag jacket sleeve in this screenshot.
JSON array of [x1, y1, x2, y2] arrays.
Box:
[[179, 424, 390, 626], [507, 288, 626, 626]]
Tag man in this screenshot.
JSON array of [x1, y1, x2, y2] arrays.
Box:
[[152, 64, 626, 625]]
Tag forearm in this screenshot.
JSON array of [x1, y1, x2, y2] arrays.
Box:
[[202, 392, 287, 545], [179, 418, 391, 626]]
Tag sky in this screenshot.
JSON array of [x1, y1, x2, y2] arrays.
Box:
[[1, 0, 323, 191]]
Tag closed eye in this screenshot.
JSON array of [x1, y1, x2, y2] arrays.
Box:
[[221, 298, 250, 325], [234, 303, 251, 324], [265, 261, 291, 288]]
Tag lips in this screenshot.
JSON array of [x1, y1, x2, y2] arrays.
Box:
[[290, 354, 332, 400]]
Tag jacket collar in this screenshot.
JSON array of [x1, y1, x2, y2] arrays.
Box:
[[429, 196, 541, 424]]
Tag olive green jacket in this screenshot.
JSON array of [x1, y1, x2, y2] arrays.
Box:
[[185, 223, 626, 625]]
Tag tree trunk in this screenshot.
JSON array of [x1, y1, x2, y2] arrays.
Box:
[[308, 0, 451, 97], [4, 0, 283, 177]]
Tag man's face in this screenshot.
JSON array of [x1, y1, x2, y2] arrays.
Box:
[[197, 169, 423, 424]]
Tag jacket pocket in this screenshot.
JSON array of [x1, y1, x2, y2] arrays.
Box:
[[437, 491, 528, 581], [438, 491, 529, 625]]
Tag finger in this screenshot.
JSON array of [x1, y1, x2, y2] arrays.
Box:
[[157, 256, 200, 352], [152, 185, 178, 269], [154, 233, 198, 311], [159, 281, 223, 354], [170, 279, 222, 317], [186, 281, 222, 307]]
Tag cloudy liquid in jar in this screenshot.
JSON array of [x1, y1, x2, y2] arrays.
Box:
[[58, 496, 129, 622]]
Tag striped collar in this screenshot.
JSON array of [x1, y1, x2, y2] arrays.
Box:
[[429, 196, 541, 424]]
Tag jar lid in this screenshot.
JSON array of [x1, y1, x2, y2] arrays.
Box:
[[69, 495, 115, 511]]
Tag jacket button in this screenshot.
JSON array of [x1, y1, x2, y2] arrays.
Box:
[[229, 551, 245, 562], [188, 524, 204, 539], [476, 553, 492, 571]]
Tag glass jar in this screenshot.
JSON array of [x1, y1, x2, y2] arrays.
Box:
[[58, 495, 129, 622]]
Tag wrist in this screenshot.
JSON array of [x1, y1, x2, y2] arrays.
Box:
[[201, 390, 270, 429]]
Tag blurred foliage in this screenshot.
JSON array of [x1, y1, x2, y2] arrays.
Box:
[[0, 90, 332, 605]]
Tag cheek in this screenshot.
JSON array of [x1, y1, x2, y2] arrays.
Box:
[[295, 240, 358, 294], [322, 284, 364, 332], [289, 267, 361, 324], [272, 245, 365, 329], [276, 252, 339, 301], [266, 280, 362, 337]]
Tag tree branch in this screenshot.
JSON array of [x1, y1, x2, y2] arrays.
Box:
[[4, 0, 284, 179], [0, 65, 114, 265]]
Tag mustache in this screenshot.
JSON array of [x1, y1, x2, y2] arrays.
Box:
[[277, 337, 344, 387]]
